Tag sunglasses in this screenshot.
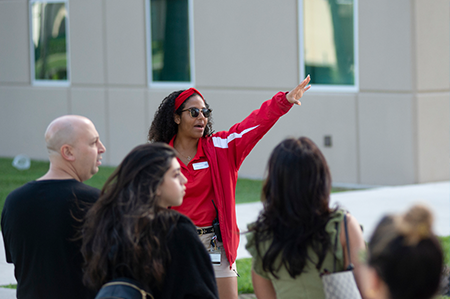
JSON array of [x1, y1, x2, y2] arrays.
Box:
[[180, 107, 212, 118]]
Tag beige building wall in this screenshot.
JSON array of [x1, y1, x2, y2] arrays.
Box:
[[0, 1, 30, 84], [414, 0, 450, 183], [0, 0, 448, 186], [357, 0, 450, 185]]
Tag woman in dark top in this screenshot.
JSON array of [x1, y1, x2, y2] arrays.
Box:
[[81, 143, 218, 299]]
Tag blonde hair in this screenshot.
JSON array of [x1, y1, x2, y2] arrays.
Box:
[[395, 204, 433, 246]]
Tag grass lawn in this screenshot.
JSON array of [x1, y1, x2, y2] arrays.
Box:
[[0, 157, 116, 216], [235, 178, 355, 204], [0, 157, 356, 211]]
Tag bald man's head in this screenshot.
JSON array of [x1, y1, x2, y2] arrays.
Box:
[[44, 115, 106, 181], [45, 115, 91, 157]]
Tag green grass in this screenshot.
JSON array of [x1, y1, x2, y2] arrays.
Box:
[[0, 157, 355, 210], [0, 284, 16, 289], [441, 236, 450, 267], [235, 178, 358, 204], [0, 158, 49, 214], [237, 258, 253, 294], [83, 164, 116, 190], [0, 157, 117, 219], [235, 179, 264, 204]]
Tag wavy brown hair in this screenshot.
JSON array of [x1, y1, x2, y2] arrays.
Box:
[[147, 89, 214, 143], [250, 137, 335, 279], [81, 143, 181, 292]]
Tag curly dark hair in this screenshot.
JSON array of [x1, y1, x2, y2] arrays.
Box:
[[147, 89, 214, 143], [250, 137, 335, 279], [81, 143, 181, 292]]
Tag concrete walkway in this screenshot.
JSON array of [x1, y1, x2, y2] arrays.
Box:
[[236, 181, 449, 259], [0, 181, 448, 298]]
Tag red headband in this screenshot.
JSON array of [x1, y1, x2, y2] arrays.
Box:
[[174, 88, 204, 111]]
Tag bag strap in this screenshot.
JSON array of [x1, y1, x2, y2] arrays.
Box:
[[332, 212, 353, 272], [332, 222, 339, 273], [343, 213, 355, 270], [101, 281, 154, 299]]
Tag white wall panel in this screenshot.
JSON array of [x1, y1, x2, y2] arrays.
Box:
[[107, 88, 147, 164], [0, 87, 69, 160], [359, 0, 413, 92], [194, 0, 298, 90], [358, 93, 416, 185], [105, 0, 146, 86], [0, 0, 30, 83], [70, 0, 105, 85]]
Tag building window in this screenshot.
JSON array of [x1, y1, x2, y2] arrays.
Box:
[[147, 0, 194, 87], [299, 0, 358, 90], [30, 0, 70, 85]]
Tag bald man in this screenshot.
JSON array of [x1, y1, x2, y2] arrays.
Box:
[[1, 115, 106, 299]]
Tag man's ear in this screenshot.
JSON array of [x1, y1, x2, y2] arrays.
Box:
[[61, 145, 75, 161], [174, 114, 181, 125]]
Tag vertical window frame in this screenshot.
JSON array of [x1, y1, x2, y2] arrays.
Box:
[[298, 0, 359, 92], [145, 0, 195, 89], [29, 0, 71, 87]]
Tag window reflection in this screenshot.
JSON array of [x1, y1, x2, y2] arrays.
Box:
[[304, 0, 354, 85], [150, 0, 190, 82], [32, 2, 68, 81]]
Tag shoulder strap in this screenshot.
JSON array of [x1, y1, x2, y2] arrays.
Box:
[[332, 222, 339, 272], [100, 280, 154, 299], [343, 213, 354, 270], [332, 212, 353, 272]]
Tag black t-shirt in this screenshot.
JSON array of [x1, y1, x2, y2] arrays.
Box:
[[1, 179, 99, 299], [152, 215, 219, 299]]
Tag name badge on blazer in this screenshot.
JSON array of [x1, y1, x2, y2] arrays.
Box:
[[193, 161, 209, 170]]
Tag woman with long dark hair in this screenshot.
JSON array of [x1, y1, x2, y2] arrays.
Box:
[[245, 137, 367, 298], [81, 143, 218, 299], [366, 205, 443, 299], [148, 76, 311, 299]]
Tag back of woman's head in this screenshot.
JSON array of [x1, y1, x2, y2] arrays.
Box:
[[262, 137, 332, 225], [368, 205, 443, 299], [254, 137, 333, 278], [82, 143, 178, 291]]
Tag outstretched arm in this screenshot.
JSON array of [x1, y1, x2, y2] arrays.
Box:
[[286, 75, 311, 106], [211, 75, 312, 170]]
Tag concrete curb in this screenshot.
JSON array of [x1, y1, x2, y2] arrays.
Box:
[[0, 288, 15, 299]]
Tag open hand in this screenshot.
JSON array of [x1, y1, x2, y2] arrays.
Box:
[[286, 75, 311, 105]]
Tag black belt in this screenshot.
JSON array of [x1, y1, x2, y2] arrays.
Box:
[[197, 227, 214, 235]]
